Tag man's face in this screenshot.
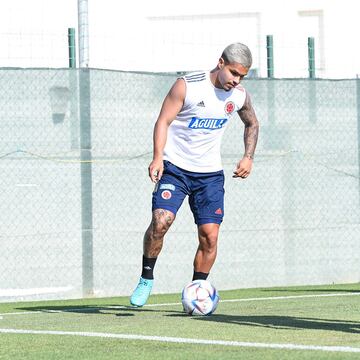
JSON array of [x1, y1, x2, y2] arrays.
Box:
[[217, 58, 249, 91]]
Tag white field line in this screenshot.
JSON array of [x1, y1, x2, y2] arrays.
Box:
[[0, 328, 360, 353], [1, 291, 360, 317]]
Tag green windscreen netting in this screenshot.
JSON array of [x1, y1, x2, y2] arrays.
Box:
[[0, 68, 359, 301]]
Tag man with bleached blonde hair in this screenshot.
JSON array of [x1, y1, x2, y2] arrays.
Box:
[[130, 42, 259, 307]]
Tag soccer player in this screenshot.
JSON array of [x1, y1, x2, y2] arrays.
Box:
[[130, 42, 259, 306]]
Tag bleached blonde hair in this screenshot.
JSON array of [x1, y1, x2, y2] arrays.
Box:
[[221, 43, 252, 68]]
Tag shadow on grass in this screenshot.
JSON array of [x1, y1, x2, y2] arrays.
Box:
[[16, 304, 184, 317], [167, 313, 360, 334], [15, 304, 360, 334]]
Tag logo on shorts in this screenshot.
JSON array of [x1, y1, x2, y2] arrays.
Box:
[[160, 184, 175, 191], [215, 208, 223, 215], [225, 101, 235, 115], [161, 190, 172, 200]]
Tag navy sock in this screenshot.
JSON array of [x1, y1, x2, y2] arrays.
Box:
[[141, 255, 157, 280], [192, 271, 209, 281]]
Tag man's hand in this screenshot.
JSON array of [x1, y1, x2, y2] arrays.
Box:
[[148, 159, 164, 183], [233, 156, 253, 178]]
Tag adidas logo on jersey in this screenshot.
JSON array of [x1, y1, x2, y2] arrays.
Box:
[[196, 100, 205, 107]]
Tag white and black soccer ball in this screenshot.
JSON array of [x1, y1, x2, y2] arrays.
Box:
[[181, 280, 219, 316]]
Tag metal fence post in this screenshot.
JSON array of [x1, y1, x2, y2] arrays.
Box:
[[308, 37, 317, 123], [78, 0, 94, 297], [79, 68, 93, 297], [266, 35, 276, 136], [68, 28, 76, 69], [308, 37, 315, 79], [266, 35, 274, 78]]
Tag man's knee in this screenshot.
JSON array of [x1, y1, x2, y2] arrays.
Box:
[[203, 235, 218, 251], [198, 224, 219, 250], [151, 209, 175, 236]]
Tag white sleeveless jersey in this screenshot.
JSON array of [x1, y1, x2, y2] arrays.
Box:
[[163, 71, 247, 172]]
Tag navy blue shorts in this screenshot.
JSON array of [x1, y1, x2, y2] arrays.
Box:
[[152, 161, 225, 225]]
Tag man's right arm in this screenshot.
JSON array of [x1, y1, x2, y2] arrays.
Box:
[[149, 78, 186, 183]]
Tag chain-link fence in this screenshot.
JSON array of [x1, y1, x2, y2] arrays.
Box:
[[1, 68, 359, 302]]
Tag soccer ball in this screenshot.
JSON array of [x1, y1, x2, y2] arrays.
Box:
[[181, 280, 219, 316]]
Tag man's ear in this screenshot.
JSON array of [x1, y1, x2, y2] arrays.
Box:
[[218, 57, 225, 69]]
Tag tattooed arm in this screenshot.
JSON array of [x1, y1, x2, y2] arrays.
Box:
[[233, 91, 259, 178]]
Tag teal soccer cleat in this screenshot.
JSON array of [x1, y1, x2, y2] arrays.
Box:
[[130, 277, 153, 307]]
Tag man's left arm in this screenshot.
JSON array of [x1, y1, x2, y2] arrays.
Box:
[[233, 91, 259, 178]]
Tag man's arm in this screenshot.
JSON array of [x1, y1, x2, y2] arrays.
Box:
[[233, 91, 259, 178], [149, 78, 185, 183]]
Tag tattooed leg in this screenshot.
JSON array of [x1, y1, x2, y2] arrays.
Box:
[[143, 209, 175, 258]]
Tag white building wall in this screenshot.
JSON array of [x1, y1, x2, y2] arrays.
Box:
[[0, 0, 359, 77]]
